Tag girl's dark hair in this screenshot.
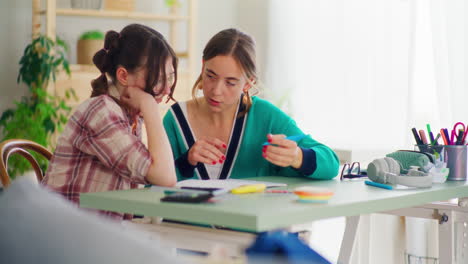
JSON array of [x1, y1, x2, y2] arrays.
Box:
[[192, 28, 257, 117], [91, 23, 178, 102]]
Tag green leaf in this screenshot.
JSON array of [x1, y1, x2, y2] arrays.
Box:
[[79, 30, 105, 40], [43, 117, 55, 133], [3, 34, 73, 177], [56, 36, 69, 51], [0, 109, 14, 124]]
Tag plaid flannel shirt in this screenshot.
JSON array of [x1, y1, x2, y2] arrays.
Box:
[[43, 95, 152, 220]]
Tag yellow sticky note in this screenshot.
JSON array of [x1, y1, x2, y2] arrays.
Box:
[[231, 184, 266, 194]]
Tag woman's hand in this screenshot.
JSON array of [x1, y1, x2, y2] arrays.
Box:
[[262, 134, 303, 168], [188, 137, 227, 166]]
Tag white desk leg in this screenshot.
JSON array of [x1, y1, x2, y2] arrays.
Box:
[[439, 209, 454, 264], [338, 215, 360, 264]]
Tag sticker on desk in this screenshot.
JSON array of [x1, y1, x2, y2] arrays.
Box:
[[293, 186, 334, 203]]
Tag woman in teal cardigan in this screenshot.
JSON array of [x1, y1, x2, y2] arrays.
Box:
[[163, 28, 339, 181]]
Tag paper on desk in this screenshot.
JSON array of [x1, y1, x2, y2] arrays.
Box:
[[175, 179, 287, 190]]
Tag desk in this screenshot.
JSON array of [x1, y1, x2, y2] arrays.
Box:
[[80, 176, 468, 263]]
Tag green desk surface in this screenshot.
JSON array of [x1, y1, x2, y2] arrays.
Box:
[[80, 177, 468, 232]]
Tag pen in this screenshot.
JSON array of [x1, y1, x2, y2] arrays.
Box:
[[265, 189, 291, 193], [365, 180, 393, 190], [181, 187, 230, 196], [262, 134, 309, 146]]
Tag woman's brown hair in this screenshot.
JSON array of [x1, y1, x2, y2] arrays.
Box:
[[91, 24, 178, 102], [192, 28, 257, 117]]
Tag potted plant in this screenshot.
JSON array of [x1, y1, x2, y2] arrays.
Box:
[[104, 0, 135, 11], [165, 0, 180, 8], [77, 30, 104, 65], [0, 35, 76, 178]]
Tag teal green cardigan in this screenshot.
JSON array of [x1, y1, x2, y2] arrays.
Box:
[[163, 96, 339, 181]]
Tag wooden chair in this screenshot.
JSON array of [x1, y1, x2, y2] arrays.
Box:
[[0, 139, 52, 188]]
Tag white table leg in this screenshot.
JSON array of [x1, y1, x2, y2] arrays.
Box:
[[338, 215, 360, 264], [439, 209, 454, 264]]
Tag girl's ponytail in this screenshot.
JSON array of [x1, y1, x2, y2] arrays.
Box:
[[90, 30, 120, 97]]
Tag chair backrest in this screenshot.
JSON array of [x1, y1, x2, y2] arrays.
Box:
[[0, 139, 52, 188]]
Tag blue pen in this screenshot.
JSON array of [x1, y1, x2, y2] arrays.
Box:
[[365, 180, 393, 190], [262, 134, 309, 146]]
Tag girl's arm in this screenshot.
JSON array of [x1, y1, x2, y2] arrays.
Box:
[[139, 98, 177, 187]]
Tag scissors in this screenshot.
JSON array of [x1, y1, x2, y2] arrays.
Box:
[[451, 122, 468, 145]]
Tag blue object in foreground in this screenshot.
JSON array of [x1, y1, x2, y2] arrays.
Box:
[[246, 231, 331, 264]]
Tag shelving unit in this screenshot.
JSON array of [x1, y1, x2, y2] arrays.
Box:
[[31, 0, 197, 111]]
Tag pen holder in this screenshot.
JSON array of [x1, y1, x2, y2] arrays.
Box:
[[416, 144, 467, 181], [444, 145, 468, 181], [415, 144, 444, 155]]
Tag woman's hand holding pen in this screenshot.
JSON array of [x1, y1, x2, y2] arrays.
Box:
[[188, 137, 227, 166], [262, 134, 303, 168]]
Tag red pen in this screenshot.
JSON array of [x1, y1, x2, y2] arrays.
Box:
[[265, 190, 290, 193]]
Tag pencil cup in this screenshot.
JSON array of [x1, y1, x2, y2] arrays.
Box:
[[415, 144, 444, 155], [444, 145, 468, 181]]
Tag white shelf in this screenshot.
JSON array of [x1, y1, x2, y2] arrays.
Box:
[[41, 8, 190, 21]]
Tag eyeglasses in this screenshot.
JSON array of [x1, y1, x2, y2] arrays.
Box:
[[156, 73, 175, 87], [340, 162, 367, 180]]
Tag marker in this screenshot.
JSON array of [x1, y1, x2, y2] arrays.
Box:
[[456, 130, 465, 145], [443, 128, 453, 145], [263, 134, 309, 146], [231, 184, 266, 194], [431, 133, 440, 145], [431, 133, 441, 146], [440, 129, 448, 145], [411, 128, 424, 149], [365, 180, 393, 190], [419, 130, 428, 144], [427, 124, 435, 143]]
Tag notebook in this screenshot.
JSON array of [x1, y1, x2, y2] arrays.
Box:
[[175, 179, 287, 190]]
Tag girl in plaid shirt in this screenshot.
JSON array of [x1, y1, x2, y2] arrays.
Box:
[[43, 24, 177, 220]]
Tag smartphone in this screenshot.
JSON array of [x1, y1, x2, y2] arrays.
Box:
[[160, 192, 213, 203]]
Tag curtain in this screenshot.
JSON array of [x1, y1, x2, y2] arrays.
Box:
[[266, 0, 412, 155], [265, 0, 465, 263], [429, 0, 466, 127]]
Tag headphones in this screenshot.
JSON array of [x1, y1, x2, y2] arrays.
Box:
[[367, 157, 433, 188]]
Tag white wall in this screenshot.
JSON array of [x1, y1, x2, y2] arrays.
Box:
[[0, 0, 32, 116], [0, 0, 241, 117], [194, 0, 238, 76]]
